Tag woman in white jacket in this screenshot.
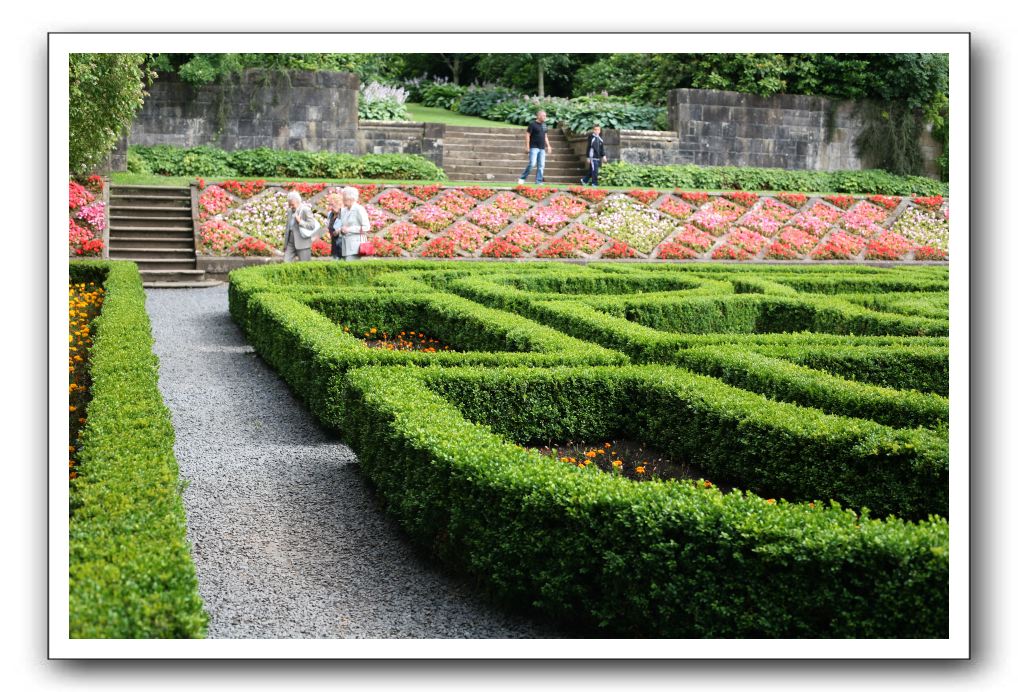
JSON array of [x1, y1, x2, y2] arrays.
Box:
[[336, 187, 371, 261]]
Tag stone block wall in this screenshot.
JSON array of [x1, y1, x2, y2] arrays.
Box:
[[128, 69, 359, 153], [356, 122, 447, 168], [665, 88, 942, 178]]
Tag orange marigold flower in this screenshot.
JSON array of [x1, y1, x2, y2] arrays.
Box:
[[611, 460, 622, 469], [766, 498, 776, 504], [635, 466, 646, 474], [703, 480, 713, 488]]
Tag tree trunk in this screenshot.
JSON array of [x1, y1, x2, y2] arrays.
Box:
[[537, 60, 544, 98], [452, 55, 461, 85]]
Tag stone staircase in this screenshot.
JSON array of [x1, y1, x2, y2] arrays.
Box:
[[440, 126, 588, 184], [108, 185, 218, 287]]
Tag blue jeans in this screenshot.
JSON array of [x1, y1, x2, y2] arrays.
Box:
[[519, 147, 546, 183], [581, 158, 602, 186]]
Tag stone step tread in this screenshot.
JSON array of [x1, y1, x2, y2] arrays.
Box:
[[125, 258, 197, 265], [109, 226, 194, 232], [144, 280, 223, 289], [110, 192, 191, 199], [140, 269, 206, 275], [111, 185, 190, 191], [109, 247, 195, 254], [108, 235, 194, 242], [109, 206, 193, 213]]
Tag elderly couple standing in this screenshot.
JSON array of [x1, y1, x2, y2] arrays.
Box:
[[284, 186, 370, 262]]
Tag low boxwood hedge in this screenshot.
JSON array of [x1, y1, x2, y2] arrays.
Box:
[[340, 365, 948, 637], [229, 289, 627, 426], [68, 260, 206, 638]]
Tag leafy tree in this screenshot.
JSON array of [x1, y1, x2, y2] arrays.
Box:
[[69, 53, 153, 176]]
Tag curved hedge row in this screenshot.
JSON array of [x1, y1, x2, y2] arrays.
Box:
[[340, 365, 948, 638], [68, 261, 206, 638]]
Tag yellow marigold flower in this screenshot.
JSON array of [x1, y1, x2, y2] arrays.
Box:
[[703, 480, 713, 488], [611, 460, 622, 469], [69, 406, 76, 412], [370, 327, 377, 334], [766, 498, 776, 504]]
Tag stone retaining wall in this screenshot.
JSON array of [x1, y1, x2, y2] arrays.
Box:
[[128, 69, 359, 153]]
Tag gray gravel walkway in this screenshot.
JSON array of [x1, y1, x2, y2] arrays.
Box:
[[145, 285, 560, 638]]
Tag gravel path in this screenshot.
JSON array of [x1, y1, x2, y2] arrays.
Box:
[[145, 286, 560, 639]]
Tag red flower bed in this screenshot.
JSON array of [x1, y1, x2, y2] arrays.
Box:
[[481, 237, 524, 258], [282, 181, 328, 196], [711, 228, 767, 259], [658, 197, 694, 219], [462, 186, 496, 200], [725, 191, 759, 207], [627, 189, 659, 205], [232, 236, 274, 256], [351, 183, 379, 200], [764, 240, 800, 259], [515, 185, 558, 201], [369, 237, 403, 257], [758, 198, 797, 222], [913, 195, 945, 211], [913, 245, 948, 261], [419, 236, 458, 258], [676, 190, 709, 204], [868, 195, 902, 210], [547, 195, 587, 218], [409, 184, 443, 200], [773, 227, 818, 254], [311, 238, 332, 257], [775, 192, 808, 208], [536, 237, 579, 258], [198, 219, 243, 255], [220, 179, 266, 198], [601, 241, 637, 259], [492, 192, 532, 215], [568, 186, 609, 203], [69, 181, 94, 210], [376, 189, 418, 214], [656, 241, 698, 259], [711, 244, 756, 260], [864, 231, 914, 260], [444, 222, 492, 252], [85, 175, 104, 194], [824, 194, 856, 210], [810, 231, 865, 260]]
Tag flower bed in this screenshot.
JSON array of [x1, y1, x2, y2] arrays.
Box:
[[68, 180, 105, 257], [191, 181, 949, 263]]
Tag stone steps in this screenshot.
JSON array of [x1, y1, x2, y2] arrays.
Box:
[[109, 184, 208, 287]]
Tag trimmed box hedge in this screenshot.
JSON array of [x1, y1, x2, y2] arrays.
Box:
[[229, 288, 627, 426], [68, 261, 206, 638], [340, 364, 948, 637]]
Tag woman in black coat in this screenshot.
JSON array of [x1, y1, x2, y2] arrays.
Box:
[[324, 192, 344, 259]]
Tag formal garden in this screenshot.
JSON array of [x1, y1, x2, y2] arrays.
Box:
[[64, 51, 954, 642]]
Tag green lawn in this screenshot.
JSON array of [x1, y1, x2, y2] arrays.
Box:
[[404, 103, 519, 128]]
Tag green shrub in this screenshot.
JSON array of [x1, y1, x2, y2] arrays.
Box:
[[559, 95, 667, 133], [670, 346, 948, 429], [130, 146, 446, 181], [419, 81, 467, 110], [340, 365, 948, 637], [457, 85, 521, 117], [598, 161, 948, 195], [68, 260, 206, 638], [126, 148, 152, 175]]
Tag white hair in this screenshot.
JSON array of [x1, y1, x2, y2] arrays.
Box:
[[341, 186, 359, 201], [286, 190, 302, 204]]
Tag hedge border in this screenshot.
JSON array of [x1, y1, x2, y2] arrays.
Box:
[[340, 364, 948, 638], [68, 260, 206, 638]]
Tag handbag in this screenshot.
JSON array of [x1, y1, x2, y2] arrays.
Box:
[[359, 239, 376, 256], [297, 204, 321, 240]]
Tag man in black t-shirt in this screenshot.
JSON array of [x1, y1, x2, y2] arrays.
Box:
[[517, 110, 552, 185]]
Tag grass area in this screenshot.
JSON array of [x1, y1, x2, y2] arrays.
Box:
[[111, 171, 890, 196], [404, 103, 519, 128]]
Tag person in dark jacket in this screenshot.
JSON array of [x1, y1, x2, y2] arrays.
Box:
[[580, 123, 607, 186], [324, 192, 344, 259]]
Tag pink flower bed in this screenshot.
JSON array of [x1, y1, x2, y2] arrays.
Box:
[[562, 227, 605, 254], [444, 222, 492, 253], [492, 193, 531, 215], [672, 225, 715, 252], [434, 190, 477, 215], [503, 225, 548, 252], [758, 198, 797, 222], [524, 207, 571, 233], [547, 195, 587, 218], [409, 204, 455, 232], [376, 189, 418, 214], [385, 221, 429, 251], [738, 212, 782, 237], [467, 205, 511, 231]]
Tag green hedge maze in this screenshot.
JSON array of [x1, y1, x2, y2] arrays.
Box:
[[229, 260, 951, 638]]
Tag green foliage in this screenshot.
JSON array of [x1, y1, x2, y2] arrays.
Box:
[[150, 53, 405, 87], [456, 85, 521, 116], [855, 101, 927, 177], [598, 161, 948, 196], [419, 81, 467, 110], [68, 260, 206, 638], [126, 148, 151, 175], [69, 53, 153, 176], [130, 145, 446, 181], [559, 95, 666, 133], [358, 98, 409, 121], [226, 260, 950, 637], [339, 364, 948, 637]]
